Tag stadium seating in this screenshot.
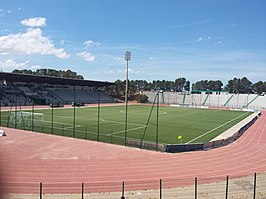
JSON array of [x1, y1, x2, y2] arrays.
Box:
[[143, 91, 266, 110], [0, 84, 115, 106]]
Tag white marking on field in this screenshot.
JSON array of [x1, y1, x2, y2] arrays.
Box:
[[186, 112, 250, 144], [120, 110, 167, 115], [43, 120, 81, 128], [64, 125, 81, 129], [106, 125, 147, 136]]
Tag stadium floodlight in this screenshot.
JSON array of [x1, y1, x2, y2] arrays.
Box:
[[125, 51, 131, 61], [124, 51, 131, 146], [124, 51, 131, 103]]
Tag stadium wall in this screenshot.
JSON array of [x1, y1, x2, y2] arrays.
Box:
[[143, 91, 266, 110]]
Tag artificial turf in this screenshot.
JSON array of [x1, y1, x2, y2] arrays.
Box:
[[1, 104, 252, 145]]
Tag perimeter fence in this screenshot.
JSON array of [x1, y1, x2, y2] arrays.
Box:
[[0, 91, 165, 151], [0, 91, 260, 153], [2, 173, 266, 199]]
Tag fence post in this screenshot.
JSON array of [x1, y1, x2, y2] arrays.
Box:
[[121, 181, 125, 199], [62, 124, 64, 136], [51, 88, 54, 135], [253, 172, 257, 199], [156, 91, 159, 151], [0, 96, 1, 126], [97, 90, 100, 142], [85, 127, 88, 140], [73, 86, 76, 138], [40, 182, 42, 199], [195, 177, 197, 199], [31, 100, 34, 131], [81, 182, 84, 199], [160, 179, 162, 199], [225, 175, 229, 199]]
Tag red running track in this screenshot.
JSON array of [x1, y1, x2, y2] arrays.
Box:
[[0, 111, 266, 194]]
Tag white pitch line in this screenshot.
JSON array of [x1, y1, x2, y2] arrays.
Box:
[[102, 119, 144, 127], [120, 110, 167, 115], [64, 125, 82, 129], [45, 114, 142, 126], [43, 120, 81, 127], [106, 125, 147, 136], [186, 112, 250, 144]]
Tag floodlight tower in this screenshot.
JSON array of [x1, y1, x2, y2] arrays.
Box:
[[124, 51, 131, 146], [125, 51, 131, 104]]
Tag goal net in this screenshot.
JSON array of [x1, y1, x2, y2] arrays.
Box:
[[9, 111, 44, 128]]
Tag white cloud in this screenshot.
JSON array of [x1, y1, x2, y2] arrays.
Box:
[[196, 37, 203, 43], [166, 19, 212, 29], [83, 40, 100, 48], [0, 59, 29, 70], [113, 57, 123, 61], [31, 65, 41, 69], [21, 17, 46, 27], [118, 68, 141, 74], [195, 36, 212, 43], [0, 28, 69, 59], [76, 51, 95, 61], [128, 68, 140, 74], [0, 59, 42, 71], [0, 10, 5, 17], [0, 8, 12, 17], [215, 41, 224, 46]]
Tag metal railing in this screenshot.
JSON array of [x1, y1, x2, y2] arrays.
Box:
[[2, 173, 266, 199]]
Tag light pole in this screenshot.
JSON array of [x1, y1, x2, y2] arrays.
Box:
[[124, 51, 131, 146], [125, 51, 131, 104]]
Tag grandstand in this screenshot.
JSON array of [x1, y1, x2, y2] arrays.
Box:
[[0, 72, 115, 106], [144, 90, 266, 110]]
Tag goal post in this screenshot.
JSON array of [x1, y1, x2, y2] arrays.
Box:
[[9, 111, 44, 129]]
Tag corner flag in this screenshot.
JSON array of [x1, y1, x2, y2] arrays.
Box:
[[177, 135, 182, 140]]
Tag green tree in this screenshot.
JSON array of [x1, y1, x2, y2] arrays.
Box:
[[184, 81, 190, 91], [136, 94, 148, 103], [225, 77, 252, 94], [12, 68, 84, 79], [175, 77, 186, 91], [251, 81, 264, 94], [192, 80, 208, 90], [240, 77, 252, 93]]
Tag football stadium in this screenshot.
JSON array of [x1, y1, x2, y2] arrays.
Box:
[[1, 70, 266, 198], [1, 1, 266, 198]]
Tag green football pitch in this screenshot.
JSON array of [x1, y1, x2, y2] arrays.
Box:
[[1, 104, 252, 145]]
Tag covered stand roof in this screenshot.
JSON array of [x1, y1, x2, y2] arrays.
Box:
[[0, 72, 114, 87]]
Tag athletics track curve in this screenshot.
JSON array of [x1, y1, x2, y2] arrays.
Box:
[[0, 111, 266, 194]]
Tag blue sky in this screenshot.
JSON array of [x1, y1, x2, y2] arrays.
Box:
[[0, 0, 265, 85]]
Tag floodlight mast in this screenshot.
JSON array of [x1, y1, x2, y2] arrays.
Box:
[[124, 51, 131, 146], [125, 51, 131, 104]]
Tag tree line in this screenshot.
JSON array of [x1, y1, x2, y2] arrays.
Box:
[[11, 69, 266, 96], [12, 69, 84, 79], [105, 77, 266, 99], [104, 78, 191, 99]]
